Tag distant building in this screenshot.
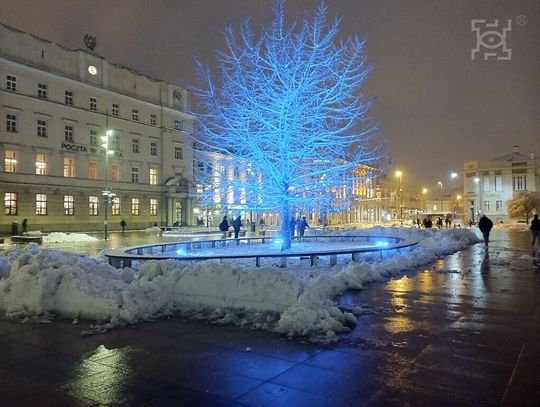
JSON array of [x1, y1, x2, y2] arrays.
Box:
[[0, 23, 195, 234], [463, 146, 540, 223]]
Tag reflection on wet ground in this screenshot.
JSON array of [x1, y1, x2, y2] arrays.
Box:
[[1, 229, 539, 405]]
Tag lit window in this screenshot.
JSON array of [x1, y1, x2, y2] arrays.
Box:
[[131, 198, 140, 215], [4, 192, 17, 215], [63, 158, 75, 177], [36, 193, 47, 215], [111, 197, 120, 215], [37, 120, 47, 137], [4, 150, 17, 173], [112, 103, 119, 117], [150, 114, 157, 125], [111, 164, 120, 182], [174, 119, 183, 131], [149, 198, 158, 216], [64, 125, 74, 142], [38, 83, 47, 99], [65, 90, 73, 105], [132, 109, 139, 121], [150, 142, 157, 156], [174, 145, 183, 159], [89, 130, 97, 146], [88, 161, 97, 180], [89, 196, 99, 215], [132, 138, 140, 153], [131, 167, 139, 183], [64, 195, 74, 215], [483, 201, 490, 212], [35, 153, 47, 175], [90, 97, 97, 111], [6, 114, 17, 133], [6, 75, 16, 92], [149, 168, 158, 185]]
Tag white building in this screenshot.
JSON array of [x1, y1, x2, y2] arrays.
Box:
[[463, 146, 539, 223], [0, 23, 195, 234]]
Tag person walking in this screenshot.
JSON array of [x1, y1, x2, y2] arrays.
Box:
[[289, 216, 296, 240], [21, 218, 28, 235], [298, 216, 310, 241], [219, 216, 229, 239], [478, 214, 494, 247], [232, 215, 242, 239], [530, 214, 540, 247], [120, 219, 127, 234]]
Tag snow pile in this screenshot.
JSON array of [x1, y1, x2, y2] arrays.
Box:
[[43, 232, 99, 244], [0, 228, 479, 343]]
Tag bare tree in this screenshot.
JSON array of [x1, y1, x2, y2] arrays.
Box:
[[192, 0, 384, 249]]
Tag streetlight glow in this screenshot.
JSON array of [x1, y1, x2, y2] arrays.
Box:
[[395, 170, 403, 220]]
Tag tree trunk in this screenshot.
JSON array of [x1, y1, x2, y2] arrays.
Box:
[[280, 202, 291, 251]]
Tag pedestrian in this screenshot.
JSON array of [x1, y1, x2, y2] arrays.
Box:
[[120, 219, 126, 234], [21, 218, 28, 235], [232, 215, 242, 238], [416, 218, 421, 228], [530, 214, 540, 247], [424, 217, 433, 228], [478, 214, 494, 246], [298, 216, 310, 240], [436, 217, 443, 229], [219, 216, 229, 239], [289, 215, 296, 239]]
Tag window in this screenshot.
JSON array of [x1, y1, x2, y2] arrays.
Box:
[[89, 130, 97, 146], [111, 197, 120, 215], [64, 195, 74, 215], [35, 153, 47, 175], [149, 198, 158, 216], [150, 114, 157, 125], [89, 196, 99, 215], [150, 142, 157, 156], [63, 158, 75, 177], [174, 145, 183, 159], [111, 164, 120, 182], [132, 138, 140, 153], [88, 161, 97, 180], [131, 167, 139, 183], [496, 200, 503, 212], [36, 193, 47, 215], [483, 176, 490, 192], [4, 192, 17, 215], [495, 175, 502, 191], [131, 198, 140, 215], [149, 168, 158, 185], [111, 134, 120, 150], [37, 120, 47, 137], [64, 125, 74, 142], [65, 90, 73, 105], [132, 109, 139, 121], [513, 175, 527, 191], [90, 97, 97, 111], [38, 83, 47, 99], [6, 113, 17, 132], [4, 150, 17, 173], [6, 75, 16, 92], [483, 201, 490, 212], [174, 119, 183, 131], [112, 103, 119, 117]]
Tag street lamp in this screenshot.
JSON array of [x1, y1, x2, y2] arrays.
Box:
[[422, 188, 428, 212], [101, 130, 115, 240], [473, 177, 480, 222], [395, 170, 403, 220], [438, 181, 443, 212]]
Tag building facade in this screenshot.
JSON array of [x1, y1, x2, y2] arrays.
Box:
[[463, 146, 539, 223], [0, 23, 195, 234]]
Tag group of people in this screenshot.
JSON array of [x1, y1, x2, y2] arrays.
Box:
[[289, 215, 310, 240], [218, 214, 311, 240], [219, 215, 244, 239]]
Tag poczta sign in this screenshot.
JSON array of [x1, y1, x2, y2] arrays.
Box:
[[61, 142, 88, 153]]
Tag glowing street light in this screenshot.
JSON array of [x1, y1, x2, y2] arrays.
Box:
[[437, 181, 443, 212], [101, 130, 115, 241], [395, 170, 403, 220]]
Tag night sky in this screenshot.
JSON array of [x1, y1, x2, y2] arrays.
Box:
[[1, 0, 539, 190]]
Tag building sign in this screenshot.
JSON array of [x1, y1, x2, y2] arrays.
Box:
[[61, 142, 123, 158]]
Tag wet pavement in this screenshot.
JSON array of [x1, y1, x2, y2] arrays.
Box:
[[1, 228, 539, 406]]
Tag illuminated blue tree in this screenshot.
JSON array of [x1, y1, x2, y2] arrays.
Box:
[[193, 1, 383, 249]]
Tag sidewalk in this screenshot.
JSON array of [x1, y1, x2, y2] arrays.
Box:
[[0, 229, 539, 406]]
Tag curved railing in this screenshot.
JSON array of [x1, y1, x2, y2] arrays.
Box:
[[103, 234, 419, 269]]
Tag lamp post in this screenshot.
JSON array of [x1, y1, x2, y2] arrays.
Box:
[[101, 130, 114, 240], [438, 181, 443, 212], [395, 170, 403, 220], [474, 177, 480, 222]]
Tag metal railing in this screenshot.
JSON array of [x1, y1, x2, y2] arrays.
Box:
[[103, 234, 419, 269]]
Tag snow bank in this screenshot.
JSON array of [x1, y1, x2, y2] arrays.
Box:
[[42, 232, 99, 244], [0, 227, 479, 343]]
